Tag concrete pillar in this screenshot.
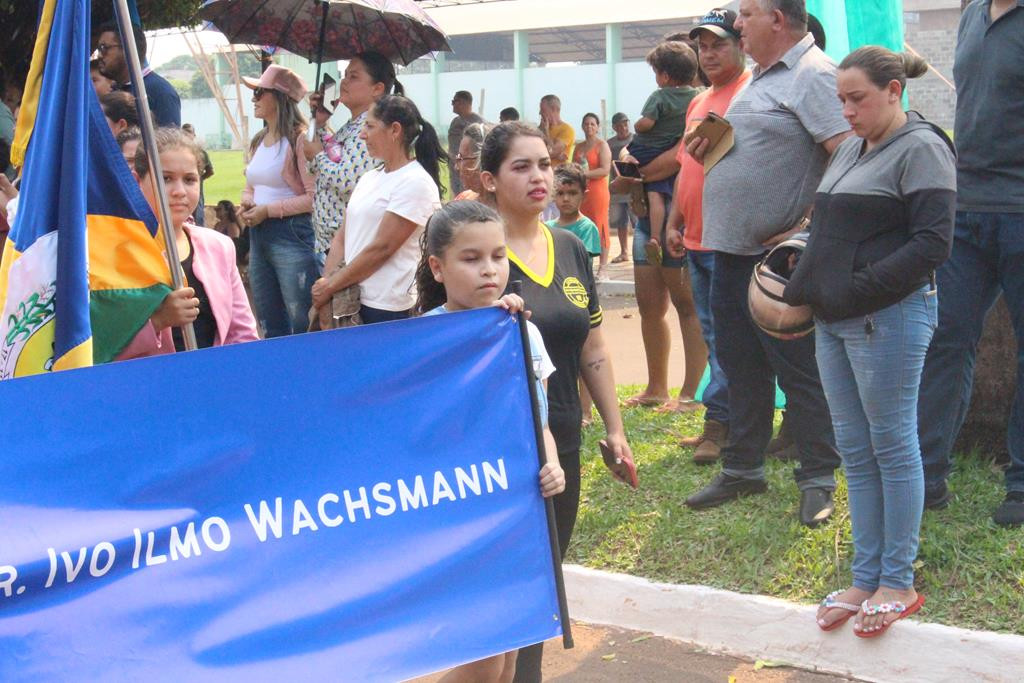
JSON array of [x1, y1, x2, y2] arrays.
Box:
[[430, 52, 447, 131], [513, 31, 529, 119], [605, 23, 621, 137]]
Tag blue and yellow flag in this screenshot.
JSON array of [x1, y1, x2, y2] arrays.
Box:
[[0, 0, 172, 379]]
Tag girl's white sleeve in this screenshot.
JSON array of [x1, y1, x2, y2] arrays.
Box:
[[526, 320, 556, 381]]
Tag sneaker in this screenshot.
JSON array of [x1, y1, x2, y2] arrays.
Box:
[[993, 491, 1024, 527], [692, 420, 728, 464], [685, 473, 767, 509]]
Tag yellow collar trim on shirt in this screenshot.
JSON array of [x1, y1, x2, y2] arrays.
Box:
[[508, 222, 555, 288]]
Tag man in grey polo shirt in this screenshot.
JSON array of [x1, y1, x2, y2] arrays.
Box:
[[684, 0, 850, 526], [918, 0, 1024, 526]]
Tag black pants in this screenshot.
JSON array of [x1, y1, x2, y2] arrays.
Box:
[[513, 447, 580, 683], [711, 252, 840, 485]]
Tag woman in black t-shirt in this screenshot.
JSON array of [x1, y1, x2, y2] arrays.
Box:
[[480, 122, 634, 682]]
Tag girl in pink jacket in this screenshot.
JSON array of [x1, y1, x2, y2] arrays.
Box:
[[118, 127, 259, 359]]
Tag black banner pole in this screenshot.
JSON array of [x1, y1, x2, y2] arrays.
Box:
[[510, 280, 574, 649]]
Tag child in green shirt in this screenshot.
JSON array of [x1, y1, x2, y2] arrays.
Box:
[[545, 164, 601, 258], [629, 41, 699, 241]]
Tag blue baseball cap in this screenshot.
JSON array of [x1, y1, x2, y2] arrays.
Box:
[[689, 8, 741, 40]]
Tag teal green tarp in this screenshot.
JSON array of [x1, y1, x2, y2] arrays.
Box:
[[806, 0, 904, 61]]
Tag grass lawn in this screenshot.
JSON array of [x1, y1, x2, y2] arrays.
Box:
[[200, 149, 458, 208], [570, 385, 1024, 635], [203, 150, 247, 208]]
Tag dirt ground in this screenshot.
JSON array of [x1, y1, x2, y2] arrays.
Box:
[[412, 621, 854, 683]]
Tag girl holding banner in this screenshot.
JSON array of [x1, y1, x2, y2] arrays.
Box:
[[414, 199, 567, 683], [118, 128, 258, 358], [480, 122, 634, 682]]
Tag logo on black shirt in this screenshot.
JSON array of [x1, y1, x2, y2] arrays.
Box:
[[562, 277, 589, 309]]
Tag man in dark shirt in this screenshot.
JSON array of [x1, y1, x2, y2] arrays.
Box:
[[918, 0, 1024, 526], [95, 21, 181, 128]]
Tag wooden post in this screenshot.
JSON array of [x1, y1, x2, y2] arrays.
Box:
[[181, 31, 246, 152], [225, 45, 250, 150]]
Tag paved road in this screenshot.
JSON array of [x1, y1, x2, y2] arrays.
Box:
[[414, 621, 856, 682]]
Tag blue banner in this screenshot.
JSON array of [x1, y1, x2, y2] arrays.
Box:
[[0, 309, 563, 681]]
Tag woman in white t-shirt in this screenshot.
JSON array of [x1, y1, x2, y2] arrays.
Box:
[[311, 95, 445, 324], [240, 65, 319, 337]]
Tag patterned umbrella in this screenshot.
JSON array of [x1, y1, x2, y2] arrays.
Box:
[[198, 0, 452, 66]]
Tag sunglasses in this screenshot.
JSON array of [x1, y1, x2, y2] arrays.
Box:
[[96, 42, 121, 55], [253, 87, 272, 98]]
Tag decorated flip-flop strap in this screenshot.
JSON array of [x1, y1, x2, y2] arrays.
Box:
[[861, 600, 907, 616], [821, 590, 860, 612]]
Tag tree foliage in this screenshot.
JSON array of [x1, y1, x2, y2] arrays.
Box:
[[0, 1, 206, 82]]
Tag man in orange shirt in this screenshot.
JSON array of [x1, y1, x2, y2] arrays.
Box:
[[666, 8, 750, 463]]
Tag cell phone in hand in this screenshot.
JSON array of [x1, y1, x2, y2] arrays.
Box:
[[318, 73, 337, 115], [600, 439, 638, 489], [613, 160, 642, 179]]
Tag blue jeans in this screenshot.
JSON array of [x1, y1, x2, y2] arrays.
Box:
[[919, 211, 1024, 494], [248, 214, 320, 338], [817, 288, 937, 590], [359, 305, 410, 325], [711, 252, 839, 488], [687, 249, 728, 425]]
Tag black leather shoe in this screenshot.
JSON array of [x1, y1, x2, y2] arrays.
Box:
[[924, 481, 952, 510], [800, 487, 834, 527], [993, 491, 1024, 527], [685, 473, 767, 509]]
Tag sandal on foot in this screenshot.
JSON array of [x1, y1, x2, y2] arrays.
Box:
[[854, 594, 925, 639], [817, 590, 860, 632], [622, 395, 670, 408], [610, 254, 628, 264]]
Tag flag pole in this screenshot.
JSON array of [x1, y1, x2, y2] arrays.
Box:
[[112, 0, 197, 351], [510, 280, 574, 649]]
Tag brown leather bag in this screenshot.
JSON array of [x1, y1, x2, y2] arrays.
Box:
[[308, 260, 362, 331]]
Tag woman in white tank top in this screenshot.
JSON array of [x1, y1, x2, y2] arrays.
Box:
[[239, 65, 319, 338]]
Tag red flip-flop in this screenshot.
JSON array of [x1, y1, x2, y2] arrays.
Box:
[[817, 590, 860, 632], [854, 594, 925, 638]]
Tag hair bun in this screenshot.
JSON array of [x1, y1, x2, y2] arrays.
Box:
[[901, 52, 929, 80]]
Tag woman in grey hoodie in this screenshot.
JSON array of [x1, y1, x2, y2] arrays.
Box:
[[784, 46, 956, 639]]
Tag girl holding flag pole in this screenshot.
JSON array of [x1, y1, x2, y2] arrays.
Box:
[[117, 128, 258, 358]]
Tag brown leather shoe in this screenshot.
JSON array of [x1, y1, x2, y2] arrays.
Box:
[[690, 420, 728, 464]]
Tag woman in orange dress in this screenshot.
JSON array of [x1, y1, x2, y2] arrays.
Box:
[[573, 112, 612, 280]]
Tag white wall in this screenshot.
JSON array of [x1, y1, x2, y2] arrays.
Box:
[[182, 60, 660, 150], [402, 61, 657, 145], [180, 96, 255, 150]]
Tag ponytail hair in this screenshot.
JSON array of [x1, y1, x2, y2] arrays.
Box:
[[839, 46, 928, 95], [357, 51, 404, 96], [372, 95, 448, 195], [413, 201, 505, 315]]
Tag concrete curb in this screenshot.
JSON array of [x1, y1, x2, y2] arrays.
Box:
[[563, 564, 1024, 683], [596, 280, 635, 297]]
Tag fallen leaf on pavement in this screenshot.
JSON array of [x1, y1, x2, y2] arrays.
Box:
[[754, 660, 788, 670]]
